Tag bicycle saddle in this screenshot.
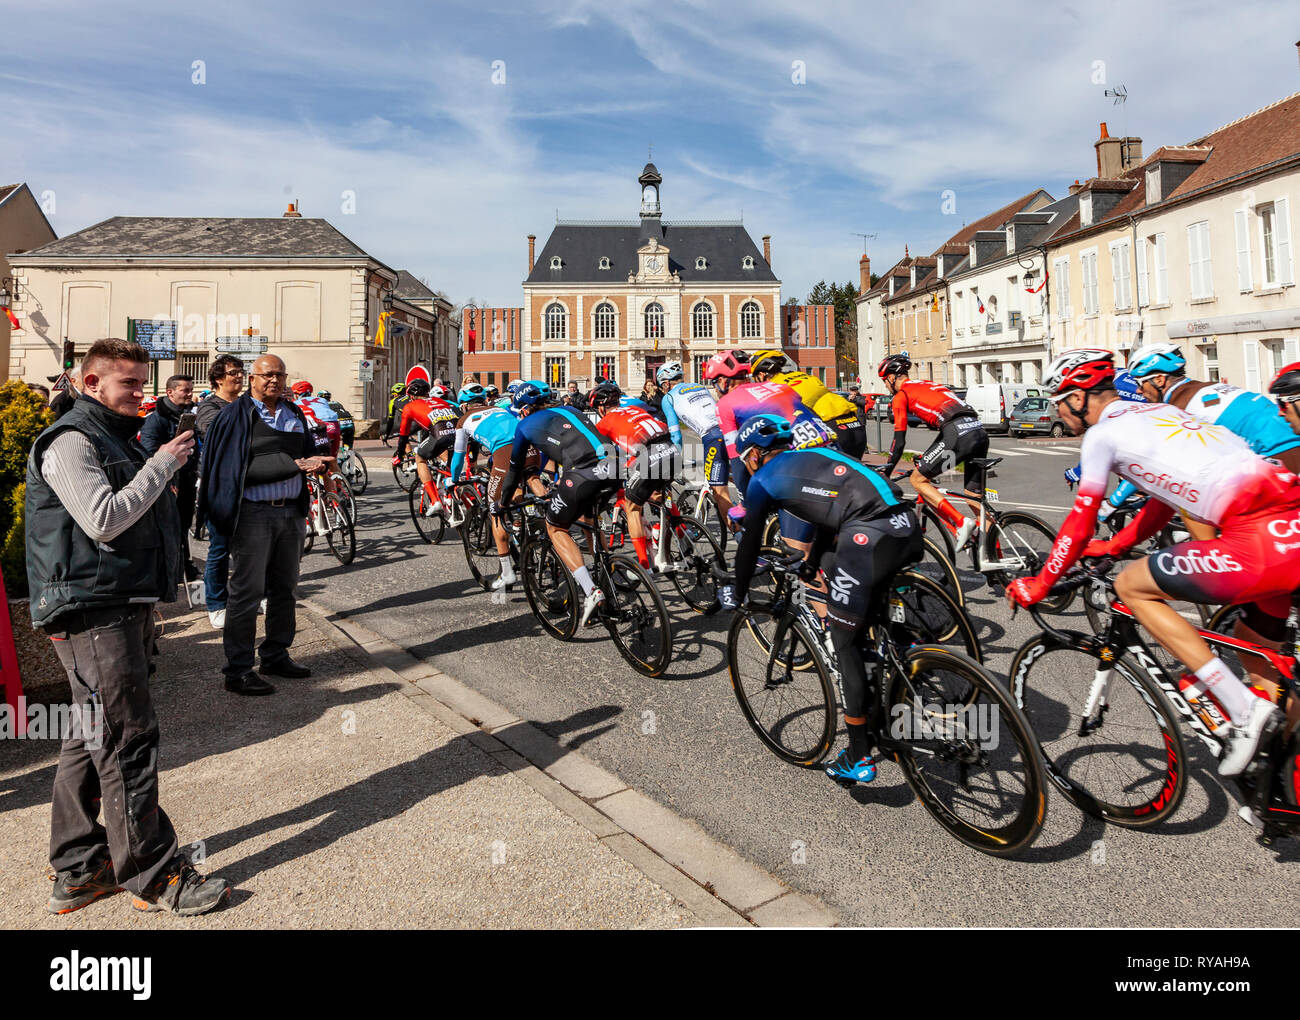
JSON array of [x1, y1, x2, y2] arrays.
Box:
[[968, 457, 1003, 470]]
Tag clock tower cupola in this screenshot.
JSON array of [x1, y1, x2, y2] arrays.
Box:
[[638, 162, 662, 218]]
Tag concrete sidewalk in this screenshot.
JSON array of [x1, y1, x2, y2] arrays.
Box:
[[0, 600, 833, 929]]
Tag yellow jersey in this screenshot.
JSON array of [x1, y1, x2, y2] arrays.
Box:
[[772, 371, 858, 426]]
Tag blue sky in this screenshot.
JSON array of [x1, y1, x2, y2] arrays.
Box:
[[6, 0, 1298, 306]]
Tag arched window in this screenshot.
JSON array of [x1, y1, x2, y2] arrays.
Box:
[[593, 302, 616, 340], [739, 301, 761, 338], [545, 302, 567, 340], [691, 301, 714, 339], [644, 302, 664, 339]]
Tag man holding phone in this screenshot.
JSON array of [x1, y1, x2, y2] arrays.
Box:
[[141, 374, 201, 586]]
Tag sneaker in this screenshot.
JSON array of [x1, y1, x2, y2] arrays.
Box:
[[424, 499, 444, 518], [953, 516, 977, 550], [48, 858, 119, 914], [446, 501, 465, 527], [131, 860, 231, 917], [824, 749, 877, 786], [491, 573, 516, 591], [208, 608, 226, 629], [1219, 698, 1284, 776], [580, 587, 605, 628], [1237, 803, 1265, 830]]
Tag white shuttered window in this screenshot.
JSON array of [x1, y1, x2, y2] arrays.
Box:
[[1188, 221, 1213, 300], [1136, 237, 1149, 307], [1235, 208, 1253, 292]]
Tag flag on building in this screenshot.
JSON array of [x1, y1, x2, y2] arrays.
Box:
[[467, 327, 476, 354], [930, 292, 939, 312], [2, 308, 17, 330]]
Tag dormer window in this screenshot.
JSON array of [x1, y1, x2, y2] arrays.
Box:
[[1146, 167, 1161, 204], [550, 256, 562, 270], [1079, 193, 1093, 227], [598, 256, 611, 270], [741, 256, 754, 270], [695, 257, 708, 270]]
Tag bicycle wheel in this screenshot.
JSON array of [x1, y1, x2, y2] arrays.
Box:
[[303, 521, 314, 555], [691, 488, 729, 553], [910, 536, 965, 608], [726, 610, 837, 765], [666, 517, 724, 614], [881, 570, 982, 662], [918, 502, 957, 565], [599, 553, 673, 677], [461, 504, 502, 591], [393, 456, 419, 492], [349, 451, 369, 495], [409, 486, 446, 545], [522, 537, 578, 640], [1007, 634, 1185, 827], [330, 474, 356, 525], [323, 492, 356, 565], [984, 510, 1074, 613], [888, 646, 1046, 855]]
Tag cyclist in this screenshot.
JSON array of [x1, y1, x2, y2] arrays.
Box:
[[495, 384, 618, 626], [726, 414, 921, 785], [1006, 348, 1294, 776], [383, 382, 409, 441], [292, 381, 342, 460], [589, 381, 679, 570], [657, 360, 735, 522], [484, 383, 500, 403], [1063, 368, 1147, 520], [750, 350, 867, 459], [317, 390, 355, 448], [395, 378, 458, 515], [878, 354, 987, 551]]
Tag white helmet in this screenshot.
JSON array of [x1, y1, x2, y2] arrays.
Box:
[[656, 360, 684, 385]]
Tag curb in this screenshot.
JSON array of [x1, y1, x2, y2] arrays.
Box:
[[300, 598, 840, 929]]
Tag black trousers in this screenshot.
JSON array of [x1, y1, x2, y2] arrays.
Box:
[[47, 604, 179, 893], [175, 471, 199, 580], [223, 500, 307, 679]]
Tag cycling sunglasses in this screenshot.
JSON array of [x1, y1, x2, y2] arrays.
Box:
[[1277, 394, 1300, 411]]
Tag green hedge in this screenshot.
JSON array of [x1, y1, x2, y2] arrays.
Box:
[[0, 381, 53, 596]]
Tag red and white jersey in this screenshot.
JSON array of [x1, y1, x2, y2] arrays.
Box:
[[1076, 401, 1298, 525], [595, 405, 669, 458]]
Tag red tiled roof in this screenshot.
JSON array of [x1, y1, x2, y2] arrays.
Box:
[[0, 184, 20, 204], [1169, 92, 1300, 198], [932, 188, 1050, 252], [1143, 146, 1211, 165]]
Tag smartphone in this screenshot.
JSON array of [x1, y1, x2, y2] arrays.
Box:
[[177, 412, 197, 436]]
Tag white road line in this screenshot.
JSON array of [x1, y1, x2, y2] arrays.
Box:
[[1001, 501, 1071, 512], [1022, 447, 1073, 457], [987, 446, 1028, 457]]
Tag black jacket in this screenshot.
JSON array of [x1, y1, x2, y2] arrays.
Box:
[[139, 396, 198, 481]]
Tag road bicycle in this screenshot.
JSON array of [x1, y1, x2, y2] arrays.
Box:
[[718, 552, 1045, 856], [392, 447, 420, 492], [1009, 559, 1300, 845], [302, 473, 355, 565], [459, 479, 539, 592], [337, 443, 369, 495], [408, 466, 469, 545], [672, 466, 732, 553]]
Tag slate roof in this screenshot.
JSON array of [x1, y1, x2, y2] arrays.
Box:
[[525, 218, 777, 285], [936, 189, 1053, 251], [395, 270, 436, 301], [19, 216, 373, 259]]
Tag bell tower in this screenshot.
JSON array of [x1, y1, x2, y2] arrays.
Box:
[[638, 162, 662, 218]]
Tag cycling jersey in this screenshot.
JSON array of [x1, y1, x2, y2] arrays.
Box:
[[772, 371, 858, 428], [397, 397, 458, 458], [1167, 379, 1300, 459], [594, 405, 670, 458], [891, 380, 971, 430], [659, 382, 720, 446], [595, 405, 678, 505], [498, 406, 609, 507], [717, 382, 835, 495], [449, 405, 518, 479]]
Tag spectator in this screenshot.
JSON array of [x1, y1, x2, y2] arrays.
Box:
[[140, 374, 200, 585], [28, 382, 51, 402], [199, 354, 325, 696], [25, 337, 230, 916], [48, 366, 80, 419], [848, 383, 867, 423], [640, 378, 662, 414], [564, 380, 588, 411], [195, 355, 245, 628]]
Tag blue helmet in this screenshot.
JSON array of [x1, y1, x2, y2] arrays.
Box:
[[1113, 370, 1147, 402], [1127, 343, 1185, 379], [506, 379, 526, 395], [458, 384, 488, 405], [512, 383, 548, 410], [736, 414, 795, 456]]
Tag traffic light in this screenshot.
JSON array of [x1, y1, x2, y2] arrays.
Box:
[[62, 341, 75, 372]]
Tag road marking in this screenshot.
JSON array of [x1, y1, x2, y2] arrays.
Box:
[[1021, 447, 1073, 457], [988, 446, 1028, 457], [1004, 501, 1072, 512]]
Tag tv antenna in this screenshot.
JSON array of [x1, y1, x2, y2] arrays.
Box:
[[852, 232, 877, 253], [1104, 85, 1128, 106]]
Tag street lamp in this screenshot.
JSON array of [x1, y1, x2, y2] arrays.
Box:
[[0, 276, 13, 307]]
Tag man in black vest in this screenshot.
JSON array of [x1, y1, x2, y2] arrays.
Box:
[[140, 372, 200, 584], [199, 353, 325, 696], [25, 338, 231, 917]]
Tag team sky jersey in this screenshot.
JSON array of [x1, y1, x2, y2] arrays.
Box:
[[659, 382, 720, 445], [1168, 379, 1300, 458], [450, 405, 517, 479], [771, 371, 858, 426], [892, 380, 971, 430], [732, 448, 906, 600], [499, 406, 609, 506], [717, 381, 835, 460]]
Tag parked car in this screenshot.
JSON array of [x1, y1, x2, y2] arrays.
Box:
[[965, 383, 1046, 434], [1009, 396, 1067, 438]]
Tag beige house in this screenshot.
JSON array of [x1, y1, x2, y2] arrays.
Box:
[[7, 208, 451, 419], [1, 183, 57, 382]]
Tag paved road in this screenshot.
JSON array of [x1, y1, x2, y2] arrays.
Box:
[[294, 442, 1296, 926]]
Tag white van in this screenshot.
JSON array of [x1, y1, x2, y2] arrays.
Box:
[[964, 383, 1045, 433]]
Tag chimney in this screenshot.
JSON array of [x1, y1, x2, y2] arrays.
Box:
[[282, 201, 302, 218], [1068, 179, 1084, 195], [527, 234, 536, 273], [859, 253, 871, 294], [762, 235, 771, 265], [1095, 121, 1124, 178]]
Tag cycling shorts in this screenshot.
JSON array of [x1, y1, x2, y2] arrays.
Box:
[[702, 428, 729, 487], [916, 413, 989, 493], [624, 437, 680, 506], [546, 462, 618, 527], [487, 446, 540, 506], [308, 425, 332, 457], [416, 430, 456, 463], [820, 511, 923, 631], [1146, 497, 1300, 618], [832, 416, 866, 460]]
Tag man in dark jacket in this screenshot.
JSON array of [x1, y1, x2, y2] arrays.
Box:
[[194, 355, 244, 628], [26, 337, 230, 916], [563, 381, 588, 411], [199, 354, 326, 696], [140, 374, 199, 582]]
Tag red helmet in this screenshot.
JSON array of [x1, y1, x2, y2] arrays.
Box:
[[704, 350, 750, 381], [878, 354, 911, 380], [1044, 348, 1115, 396], [291, 380, 313, 397], [1269, 361, 1300, 399]]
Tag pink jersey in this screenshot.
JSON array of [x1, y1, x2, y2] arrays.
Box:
[[717, 381, 834, 459]]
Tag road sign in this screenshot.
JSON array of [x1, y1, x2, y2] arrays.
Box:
[[358, 359, 374, 382], [405, 365, 430, 387], [215, 335, 269, 356], [51, 372, 71, 391], [127, 318, 178, 360]]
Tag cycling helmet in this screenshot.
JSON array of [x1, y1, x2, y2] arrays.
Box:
[[291, 381, 313, 397], [735, 414, 795, 456], [1269, 362, 1300, 398], [656, 361, 684, 385], [512, 383, 547, 410], [391, 383, 406, 396], [525, 379, 554, 400], [878, 354, 911, 380], [589, 381, 623, 411], [318, 390, 332, 401], [407, 378, 431, 398], [458, 383, 488, 405], [484, 384, 500, 400], [1113, 370, 1147, 403], [1044, 348, 1115, 397], [506, 379, 525, 395], [430, 383, 452, 401], [1127, 342, 1186, 379], [703, 350, 750, 381], [750, 350, 794, 377]]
